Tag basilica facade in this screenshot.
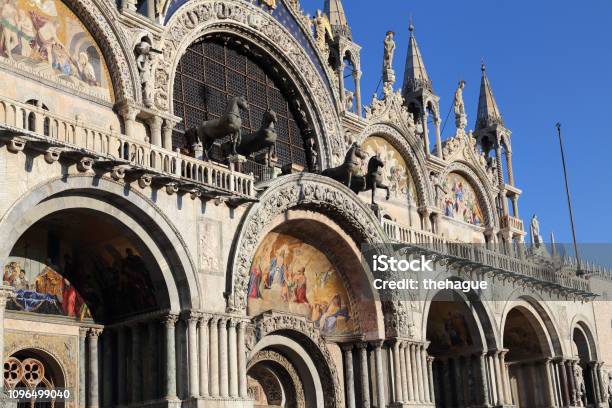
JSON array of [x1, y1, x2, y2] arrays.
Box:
[[0, 0, 611, 407]]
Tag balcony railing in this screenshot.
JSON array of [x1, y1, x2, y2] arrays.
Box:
[[381, 218, 595, 294], [500, 215, 524, 231], [0, 95, 255, 198]]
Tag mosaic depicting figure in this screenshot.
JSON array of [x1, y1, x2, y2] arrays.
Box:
[[442, 173, 484, 226], [427, 302, 474, 353], [0, 0, 113, 101], [3, 260, 90, 320], [361, 136, 417, 202], [247, 232, 355, 335]]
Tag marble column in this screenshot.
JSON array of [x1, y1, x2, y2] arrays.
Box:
[[148, 116, 163, 147], [337, 64, 346, 106], [102, 331, 113, 407], [544, 358, 557, 407], [399, 342, 409, 401], [79, 327, 87, 408], [218, 318, 229, 397], [162, 119, 176, 150], [199, 315, 210, 397], [357, 343, 370, 408], [0, 286, 12, 394], [228, 319, 239, 397], [372, 341, 386, 408], [566, 359, 577, 405], [478, 353, 490, 406], [343, 344, 356, 408], [163, 314, 179, 400], [416, 344, 425, 403], [405, 342, 415, 402], [119, 106, 138, 140], [238, 321, 248, 398], [422, 109, 430, 156], [421, 343, 431, 402], [392, 340, 404, 403], [492, 351, 503, 406], [353, 70, 363, 118], [131, 324, 142, 403], [589, 361, 601, 404], [209, 317, 220, 397], [427, 356, 435, 404], [487, 353, 497, 406], [596, 362, 606, 403], [452, 357, 463, 407], [557, 358, 569, 407], [87, 328, 102, 408], [148, 320, 158, 400], [434, 116, 442, 158], [188, 313, 200, 398], [116, 327, 127, 405], [499, 350, 511, 404], [410, 343, 418, 403]]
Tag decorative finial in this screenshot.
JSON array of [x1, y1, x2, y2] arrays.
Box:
[[481, 58, 486, 72], [409, 15, 414, 33]]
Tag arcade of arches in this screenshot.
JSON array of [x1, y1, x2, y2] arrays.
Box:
[[0, 0, 611, 407]]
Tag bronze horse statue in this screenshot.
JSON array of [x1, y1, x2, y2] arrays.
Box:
[[235, 110, 278, 165], [321, 142, 367, 187], [185, 95, 249, 159], [350, 154, 391, 205]]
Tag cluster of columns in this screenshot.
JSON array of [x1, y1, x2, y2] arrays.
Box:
[[545, 357, 609, 408], [118, 105, 176, 150], [484, 349, 512, 407], [186, 312, 249, 400], [342, 339, 435, 408], [337, 62, 363, 118]]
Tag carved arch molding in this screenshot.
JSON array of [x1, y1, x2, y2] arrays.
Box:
[[356, 122, 433, 208], [252, 312, 343, 408], [227, 173, 387, 313], [157, 0, 345, 166], [248, 350, 305, 408]]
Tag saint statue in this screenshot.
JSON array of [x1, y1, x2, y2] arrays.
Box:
[[453, 80, 467, 129], [382, 31, 396, 87], [383, 31, 395, 71], [135, 39, 155, 108], [530, 214, 542, 248]]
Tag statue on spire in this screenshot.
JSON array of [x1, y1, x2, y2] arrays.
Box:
[[382, 31, 396, 96], [454, 80, 467, 130]]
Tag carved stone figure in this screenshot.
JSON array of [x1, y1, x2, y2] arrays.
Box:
[[530, 214, 542, 248], [234, 110, 277, 165], [454, 80, 467, 129], [344, 90, 354, 112], [135, 39, 157, 108], [305, 137, 319, 172], [185, 95, 249, 160], [431, 172, 447, 207], [575, 365, 586, 407], [350, 154, 390, 205], [321, 142, 367, 188], [382, 31, 396, 89]]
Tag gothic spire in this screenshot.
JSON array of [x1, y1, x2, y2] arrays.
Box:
[[324, 0, 351, 39], [402, 22, 433, 96], [476, 62, 504, 129]]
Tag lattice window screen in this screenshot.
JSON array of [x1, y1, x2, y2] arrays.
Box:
[[173, 38, 307, 168]]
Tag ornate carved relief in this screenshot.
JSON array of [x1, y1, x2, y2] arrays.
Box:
[[157, 0, 344, 166], [228, 173, 386, 313], [252, 311, 342, 408], [363, 90, 415, 134], [248, 349, 306, 408], [442, 130, 497, 186]]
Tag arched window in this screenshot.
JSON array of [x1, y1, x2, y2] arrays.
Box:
[[172, 37, 312, 172]]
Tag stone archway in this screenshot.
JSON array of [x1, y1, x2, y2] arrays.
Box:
[[247, 350, 305, 408], [503, 305, 556, 407], [572, 323, 601, 407], [425, 288, 494, 408]]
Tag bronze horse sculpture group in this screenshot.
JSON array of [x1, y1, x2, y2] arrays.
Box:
[[322, 142, 390, 205]]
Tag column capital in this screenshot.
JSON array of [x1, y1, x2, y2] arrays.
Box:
[[147, 115, 163, 128], [185, 310, 203, 323], [87, 328, 103, 338], [227, 318, 238, 328], [369, 340, 384, 349], [355, 342, 368, 351], [163, 118, 177, 129], [162, 313, 179, 327], [118, 104, 139, 120], [78, 327, 89, 337], [341, 343, 354, 352]]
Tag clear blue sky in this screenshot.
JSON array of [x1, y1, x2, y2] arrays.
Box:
[[303, 0, 612, 243]]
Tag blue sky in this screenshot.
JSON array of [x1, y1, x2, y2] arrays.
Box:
[[303, 0, 612, 243]]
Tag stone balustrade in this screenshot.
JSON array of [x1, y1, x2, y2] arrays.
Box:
[[0, 95, 255, 198], [381, 218, 594, 294]]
